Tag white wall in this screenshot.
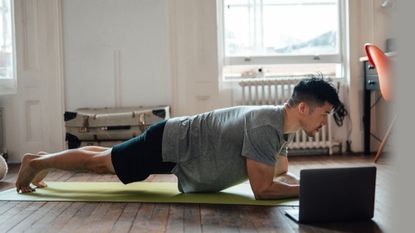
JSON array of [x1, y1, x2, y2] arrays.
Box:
[[168, 0, 226, 117], [63, 0, 171, 110]]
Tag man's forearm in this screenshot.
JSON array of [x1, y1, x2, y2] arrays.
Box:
[[254, 180, 299, 200], [274, 155, 288, 176]]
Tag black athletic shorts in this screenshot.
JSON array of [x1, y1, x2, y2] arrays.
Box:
[[111, 120, 175, 184]]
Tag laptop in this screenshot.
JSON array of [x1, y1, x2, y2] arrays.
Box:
[[285, 166, 377, 223]]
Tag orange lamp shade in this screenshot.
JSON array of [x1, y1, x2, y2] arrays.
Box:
[[364, 43, 393, 101]]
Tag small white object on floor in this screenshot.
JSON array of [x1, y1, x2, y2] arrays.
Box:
[[0, 155, 8, 180]]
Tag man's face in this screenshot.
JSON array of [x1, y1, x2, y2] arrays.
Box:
[[300, 102, 333, 137]]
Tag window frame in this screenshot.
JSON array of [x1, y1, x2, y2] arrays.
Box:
[[218, 0, 346, 71], [0, 0, 16, 95]]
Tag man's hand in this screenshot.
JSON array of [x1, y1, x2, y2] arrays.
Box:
[[274, 172, 299, 185]]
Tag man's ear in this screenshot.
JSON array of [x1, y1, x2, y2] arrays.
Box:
[[298, 102, 307, 115]]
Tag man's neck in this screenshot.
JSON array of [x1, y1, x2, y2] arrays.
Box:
[[282, 103, 301, 134]]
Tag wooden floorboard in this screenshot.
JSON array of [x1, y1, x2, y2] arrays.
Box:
[[182, 204, 202, 233], [22, 202, 72, 233], [110, 203, 140, 233], [0, 154, 392, 233], [128, 203, 170, 232], [165, 204, 185, 233]]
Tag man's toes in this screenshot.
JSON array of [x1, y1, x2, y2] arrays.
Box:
[[19, 186, 35, 193], [21, 187, 29, 193], [25, 187, 34, 193]]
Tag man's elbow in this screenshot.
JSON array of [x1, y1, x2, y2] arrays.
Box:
[[253, 191, 264, 200], [253, 189, 274, 200], [254, 193, 266, 200], [254, 191, 283, 200]]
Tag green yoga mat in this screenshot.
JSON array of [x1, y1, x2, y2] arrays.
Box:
[[0, 182, 299, 206]]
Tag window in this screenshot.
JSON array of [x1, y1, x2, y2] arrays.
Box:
[[0, 0, 15, 94], [220, 0, 345, 80]]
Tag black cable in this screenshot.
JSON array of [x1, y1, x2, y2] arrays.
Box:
[[369, 93, 387, 143], [370, 95, 383, 109], [370, 133, 382, 143]]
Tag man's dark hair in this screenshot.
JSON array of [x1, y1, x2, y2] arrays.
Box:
[[287, 74, 348, 126]]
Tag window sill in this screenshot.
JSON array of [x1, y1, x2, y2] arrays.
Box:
[[222, 75, 343, 83]]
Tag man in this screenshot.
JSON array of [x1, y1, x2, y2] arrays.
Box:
[[15, 75, 347, 200]]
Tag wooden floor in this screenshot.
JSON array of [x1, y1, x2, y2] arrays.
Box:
[[0, 154, 392, 233]]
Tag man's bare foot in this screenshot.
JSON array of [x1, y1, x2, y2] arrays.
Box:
[[31, 151, 49, 188], [15, 153, 41, 193]]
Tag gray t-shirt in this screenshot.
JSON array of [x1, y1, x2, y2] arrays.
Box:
[[162, 105, 293, 193]]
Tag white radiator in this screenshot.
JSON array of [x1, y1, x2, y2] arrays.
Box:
[[238, 78, 340, 155]]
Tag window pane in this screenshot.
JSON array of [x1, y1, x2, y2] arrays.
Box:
[[224, 0, 339, 57], [0, 0, 14, 80], [263, 0, 338, 56], [224, 0, 251, 56]]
